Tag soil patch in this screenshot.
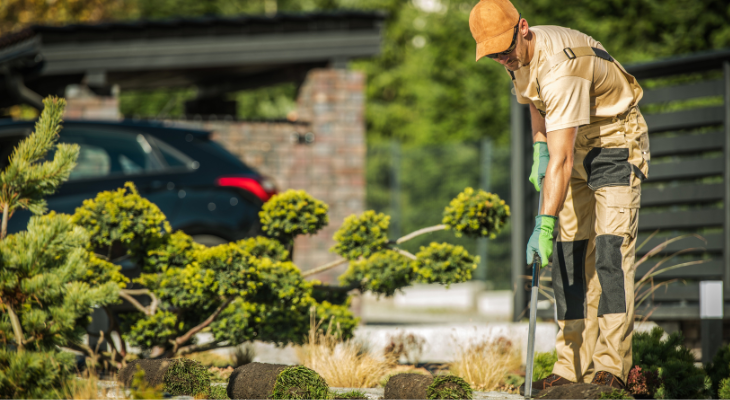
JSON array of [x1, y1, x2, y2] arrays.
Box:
[[385, 373, 433, 399], [538, 383, 632, 399], [117, 359, 171, 388], [228, 362, 288, 400]]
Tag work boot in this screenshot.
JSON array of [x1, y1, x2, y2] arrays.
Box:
[[519, 374, 574, 396], [591, 371, 626, 389]]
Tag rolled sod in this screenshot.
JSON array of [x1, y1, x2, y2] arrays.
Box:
[[384, 373, 472, 400], [117, 358, 210, 397], [537, 383, 633, 399], [227, 362, 329, 400]]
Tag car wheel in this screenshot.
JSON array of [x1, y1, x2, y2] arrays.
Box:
[[191, 234, 229, 247]]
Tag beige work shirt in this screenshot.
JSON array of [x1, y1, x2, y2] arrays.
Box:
[[511, 26, 641, 132]]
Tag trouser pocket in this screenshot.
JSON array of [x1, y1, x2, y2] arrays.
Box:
[[583, 148, 631, 190]]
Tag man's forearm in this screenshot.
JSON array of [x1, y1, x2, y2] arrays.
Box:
[[540, 127, 577, 216], [529, 103, 547, 143]]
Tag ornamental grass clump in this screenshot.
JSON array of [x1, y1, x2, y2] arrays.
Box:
[[297, 312, 391, 388], [449, 337, 521, 391], [442, 187, 510, 238]]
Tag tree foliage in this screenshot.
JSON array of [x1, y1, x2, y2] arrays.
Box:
[[442, 187, 510, 239], [0, 97, 122, 399], [332, 210, 390, 261], [260, 189, 329, 245]]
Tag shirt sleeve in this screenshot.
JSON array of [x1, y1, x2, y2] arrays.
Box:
[[541, 75, 591, 132]]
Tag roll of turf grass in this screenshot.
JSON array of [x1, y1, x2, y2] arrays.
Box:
[[117, 358, 210, 397], [227, 362, 329, 400], [384, 373, 473, 400]]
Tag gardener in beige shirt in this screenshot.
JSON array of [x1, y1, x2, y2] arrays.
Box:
[[469, 0, 650, 395]]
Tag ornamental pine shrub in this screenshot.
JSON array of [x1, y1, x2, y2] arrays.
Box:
[[75, 172, 508, 363], [0, 97, 122, 398], [632, 327, 710, 399], [706, 343, 730, 397], [442, 187, 510, 238], [332, 211, 390, 260]]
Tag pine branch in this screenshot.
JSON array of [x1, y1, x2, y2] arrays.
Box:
[[395, 224, 447, 244], [172, 297, 234, 354], [6, 304, 25, 352], [301, 258, 349, 277], [176, 340, 225, 356], [1, 203, 8, 240], [119, 291, 153, 316]]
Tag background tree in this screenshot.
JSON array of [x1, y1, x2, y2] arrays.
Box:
[[0, 97, 123, 398]]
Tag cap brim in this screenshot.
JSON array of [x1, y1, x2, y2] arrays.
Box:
[[475, 28, 515, 62]]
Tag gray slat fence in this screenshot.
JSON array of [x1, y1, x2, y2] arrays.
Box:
[[511, 48, 730, 322]]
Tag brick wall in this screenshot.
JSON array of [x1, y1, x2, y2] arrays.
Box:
[[172, 69, 366, 283]]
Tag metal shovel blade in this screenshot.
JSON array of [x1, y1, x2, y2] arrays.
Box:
[[524, 255, 540, 399]]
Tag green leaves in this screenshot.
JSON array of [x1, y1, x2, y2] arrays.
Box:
[[633, 327, 710, 399], [340, 250, 415, 296], [259, 190, 329, 242], [442, 187, 510, 239], [72, 182, 171, 260], [125, 311, 180, 350], [332, 211, 390, 261], [0, 97, 79, 220], [414, 242, 478, 286], [0, 212, 120, 351]]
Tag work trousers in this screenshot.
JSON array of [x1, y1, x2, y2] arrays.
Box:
[[550, 106, 650, 384]]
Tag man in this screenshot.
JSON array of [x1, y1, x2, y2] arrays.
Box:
[[469, 0, 650, 395]]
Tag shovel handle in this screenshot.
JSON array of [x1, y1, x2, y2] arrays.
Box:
[[524, 256, 541, 398]]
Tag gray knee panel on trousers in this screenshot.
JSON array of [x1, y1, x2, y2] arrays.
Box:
[[553, 240, 589, 320], [595, 234, 626, 316]]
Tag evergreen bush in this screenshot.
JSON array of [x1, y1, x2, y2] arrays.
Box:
[[332, 210, 390, 260], [706, 343, 730, 397], [0, 97, 121, 398], [719, 378, 730, 399], [414, 242, 479, 285], [339, 250, 415, 296], [442, 187, 510, 238], [632, 327, 710, 399], [259, 189, 329, 244]]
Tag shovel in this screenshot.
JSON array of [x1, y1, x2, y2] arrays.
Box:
[[524, 190, 545, 398], [524, 253, 541, 398]]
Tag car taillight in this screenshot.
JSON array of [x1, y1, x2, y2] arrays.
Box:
[[216, 176, 277, 202]]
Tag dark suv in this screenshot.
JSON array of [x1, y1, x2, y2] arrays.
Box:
[[1, 119, 276, 245]]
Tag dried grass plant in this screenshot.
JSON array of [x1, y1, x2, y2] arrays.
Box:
[[296, 309, 393, 388], [450, 336, 521, 391]]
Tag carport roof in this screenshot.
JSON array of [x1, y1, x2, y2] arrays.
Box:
[[0, 11, 385, 108]]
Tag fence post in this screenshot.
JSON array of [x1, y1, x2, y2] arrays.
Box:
[[701, 281, 724, 364], [476, 138, 492, 282], [722, 61, 730, 305], [390, 140, 401, 239]]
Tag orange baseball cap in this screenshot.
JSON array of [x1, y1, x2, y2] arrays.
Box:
[[469, 0, 521, 61]]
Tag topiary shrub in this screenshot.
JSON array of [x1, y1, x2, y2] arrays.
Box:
[[235, 236, 289, 261], [414, 242, 479, 285], [259, 189, 329, 245], [632, 327, 710, 399], [442, 187, 510, 238], [332, 211, 390, 260], [339, 250, 415, 296]]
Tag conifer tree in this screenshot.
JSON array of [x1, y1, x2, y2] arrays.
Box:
[[0, 97, 122, 398]]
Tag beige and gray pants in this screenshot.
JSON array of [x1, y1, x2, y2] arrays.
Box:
[[550, 107, 650, 384]]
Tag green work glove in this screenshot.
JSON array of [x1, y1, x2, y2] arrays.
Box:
[[529, 142, 550, 192], [526, 215, 557, 268]]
